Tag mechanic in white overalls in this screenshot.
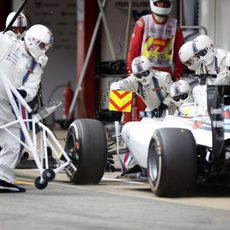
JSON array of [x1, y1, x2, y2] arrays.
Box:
[[0, 24, 53, 193], [178, 36, 229, 115], [170, 79, 196, 117], [3, 11, 27, 40], [3, 13, 49, 165], [111, 55, 174, 119], [192, 35, 227, 77], [110, 55, 174, 172]]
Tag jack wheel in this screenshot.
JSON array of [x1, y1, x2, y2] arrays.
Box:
[[35, 177, 48, 190], [42, 169, 55, 182]]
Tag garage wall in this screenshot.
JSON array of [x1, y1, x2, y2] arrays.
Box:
[[200, 0, 230, 51]]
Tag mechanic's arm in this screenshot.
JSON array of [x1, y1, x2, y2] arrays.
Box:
[[18, 65, 43, 102], [162, 73, 174, 106], [126, 17, 144, 75], [215, 70, 230, 85], [110, 75, 138, 92]]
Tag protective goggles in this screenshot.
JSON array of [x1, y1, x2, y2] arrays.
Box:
[[39, 42, 50, 51], [11, 26, 26, 34], [134, 70, 150, 79], [173, 93, 188, 102], [195, 48, 208, 58]]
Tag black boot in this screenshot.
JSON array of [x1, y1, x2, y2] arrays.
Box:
[[0, 179, 26, 193]]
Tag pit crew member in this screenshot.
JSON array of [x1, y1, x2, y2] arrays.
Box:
[[0, 24, 53, 193], [170, 79, 196, 117], [111, 55, 174, 119]]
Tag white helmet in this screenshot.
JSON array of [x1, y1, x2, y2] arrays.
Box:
[[170, 80, 192, 107], [5, 12, 27, 28], [178, 41, 201, 71], [225, 52, 230, 70], [192, 35, 215, 65], [24, 24, 54, 61], [131, 56, 153, 85], [150, 0, 173, 15], [214, 52, 230, 85]]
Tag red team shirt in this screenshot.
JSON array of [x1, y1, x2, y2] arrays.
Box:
[[127, 14, 184, 81]]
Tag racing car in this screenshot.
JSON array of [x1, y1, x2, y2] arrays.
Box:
[[64, 83, 230, 197]]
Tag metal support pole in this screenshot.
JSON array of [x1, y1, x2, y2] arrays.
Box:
[[123, 0, 133, 60], [179, 0, 183, 27], [68, 0, 116, 119], [97, 0, 116, 60]]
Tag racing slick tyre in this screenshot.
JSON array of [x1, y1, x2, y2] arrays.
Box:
[[147, 128, 197, 197], [64, 119, 107, 184]]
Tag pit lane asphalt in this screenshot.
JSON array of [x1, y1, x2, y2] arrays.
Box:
[[0, 169, 229, 230], [1, 129, 230, 230]]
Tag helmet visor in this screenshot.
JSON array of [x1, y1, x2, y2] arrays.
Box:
[[173, 93, 188, 102], [134, 70, 150, 79], [39, 42, 50, 51], [11, 26, 26, 34], [184, 58, 193, 66], [195, 48, 208, 58], [154, 0, 172, 8]]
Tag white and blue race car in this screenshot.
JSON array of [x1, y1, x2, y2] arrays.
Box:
[[65, 84, 230, 197]]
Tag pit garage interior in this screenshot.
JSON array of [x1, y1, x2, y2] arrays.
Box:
[[0, 0, 230, 125]]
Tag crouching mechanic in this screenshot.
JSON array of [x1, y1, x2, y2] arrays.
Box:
[[0, 24, 53, 193], [170, 80, 196, 117], [111, 56, 174, 119], [111, 56, 173, 174]]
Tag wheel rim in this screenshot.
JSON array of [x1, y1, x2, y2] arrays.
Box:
[[149, 142, 158, 183], [66, 133, 80, 164]]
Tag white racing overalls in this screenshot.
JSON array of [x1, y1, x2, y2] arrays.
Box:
[[193, 48, 228, 114], [111, 71, 174, 171], [0, 33, 43, 184]]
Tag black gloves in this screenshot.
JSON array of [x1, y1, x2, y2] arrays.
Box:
[[13, 89, 27, 100], [17, 89, 27, 98], [150, 103, 168, 118], [157, 103, 168, 118], [146, 103, 168, 118]]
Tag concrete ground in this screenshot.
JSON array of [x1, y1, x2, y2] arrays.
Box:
[[1, 126, 229, 230]]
